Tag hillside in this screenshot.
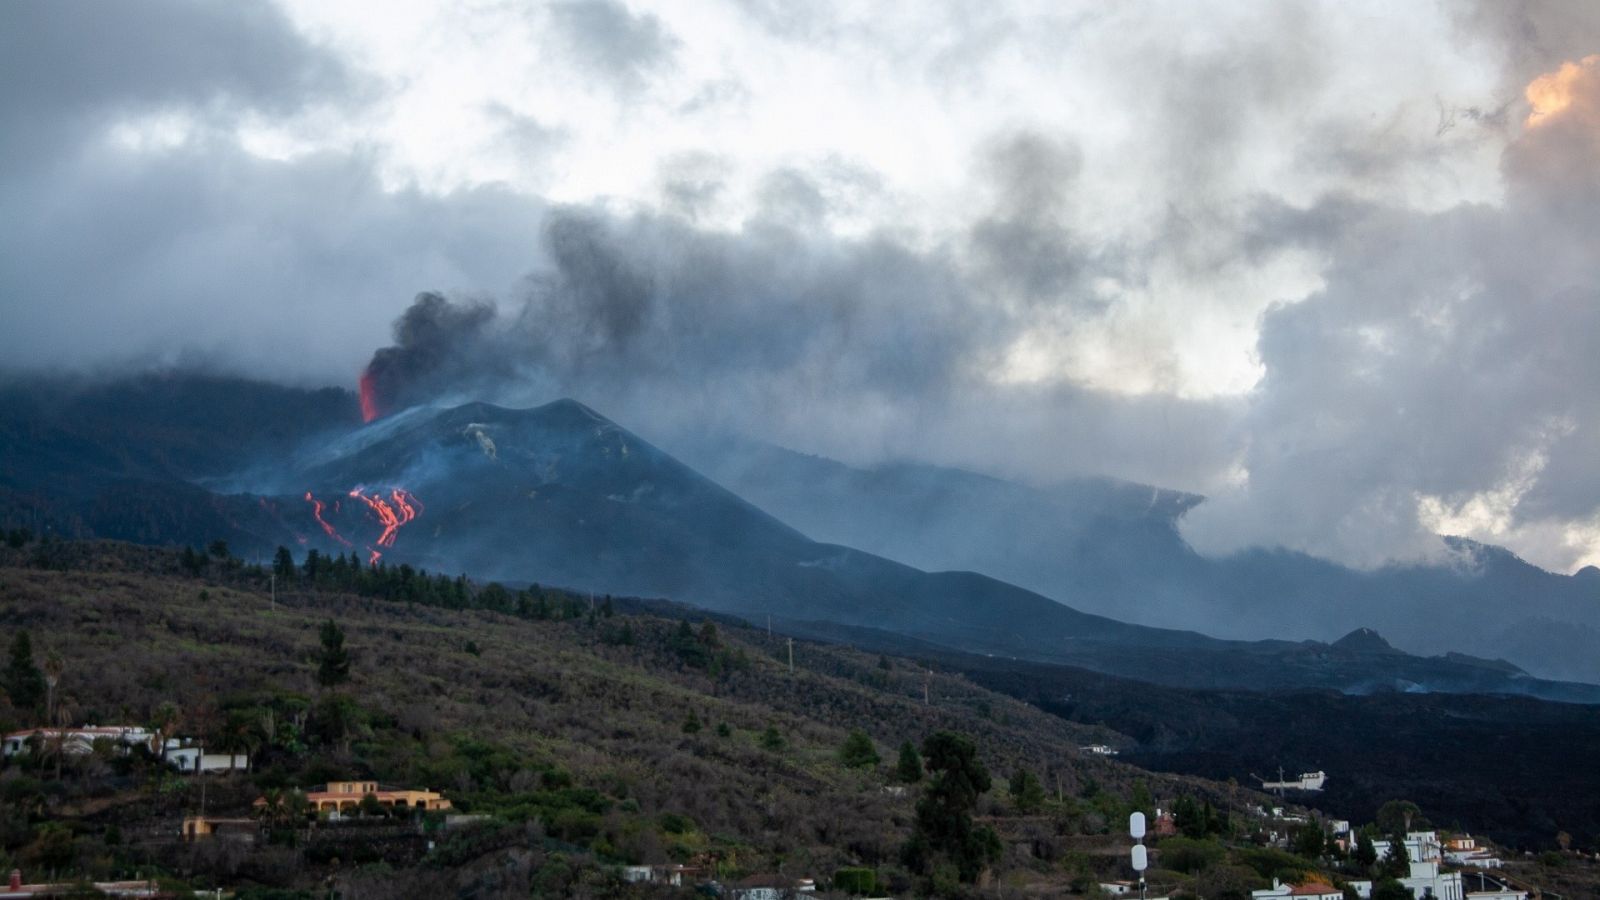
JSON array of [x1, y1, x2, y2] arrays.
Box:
[[0, 541, 1249, 897]]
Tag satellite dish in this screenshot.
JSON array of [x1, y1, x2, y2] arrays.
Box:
[[1129, 811, 1147, 839], [1131, 844, 1148, 872]]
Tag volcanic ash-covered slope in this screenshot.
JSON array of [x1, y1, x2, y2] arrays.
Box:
[[286, 399, 1175, 650]]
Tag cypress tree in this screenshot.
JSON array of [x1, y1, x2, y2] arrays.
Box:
[[316, 619, 351, 689], [4, 630, 47, 715]]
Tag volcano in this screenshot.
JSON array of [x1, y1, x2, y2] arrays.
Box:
[[262, 398, 1600, 701], [5, 377, 1597, 700]]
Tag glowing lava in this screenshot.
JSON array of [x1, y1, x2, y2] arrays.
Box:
[[359, 368, 380, 423], [304, 486, 422, 565], [1526, 55, 1599, 127], [304, 491, 352, 546], [348, 486, 424, 563]]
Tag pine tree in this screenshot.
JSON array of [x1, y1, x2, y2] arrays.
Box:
[[1354, 831, 1379, 869], [316, 619, 351, 689], [903, 731, 1002, 883], [896, 741, 924, 783], [1008, 768, 1046, 813], [4, 630, 46, 715], [838, 729, 881, 768]]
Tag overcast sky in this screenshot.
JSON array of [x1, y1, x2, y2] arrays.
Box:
[[2, 0, 1599, 573]]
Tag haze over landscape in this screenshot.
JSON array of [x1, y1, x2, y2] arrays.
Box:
[[5, 4, 1600, 896], [6, 0, 1600, 578]]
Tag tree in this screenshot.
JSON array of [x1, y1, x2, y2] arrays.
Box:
[[1008, 768, 1046, 813], [359, 792, 387, 818], [1291, 822, 1325, 859], [903, 731, 1002, 884], [760, 725, 786, 752], [1354, 831, 1378, 869], [4, 630, 46, 716], [1370, 877, 1411, 900], [316, 619, 351, 689], [41, 650, 64, 724], [1380, 834, 1410, 878], [838, 729, 880, 769], [895, 741, 924, 784], [274, 546, 296, 582], [1375, 800, 1424, 835]]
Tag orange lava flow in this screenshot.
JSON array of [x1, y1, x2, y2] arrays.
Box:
[[359, 368, 380, 423], [304, 491, 352, 546], [348, 487, 423, 564]]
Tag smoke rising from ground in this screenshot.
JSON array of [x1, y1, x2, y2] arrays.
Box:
[[5, 0, 1600, 574]]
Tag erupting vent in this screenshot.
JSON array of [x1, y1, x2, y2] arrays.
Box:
[[358, 368, 380, 423]]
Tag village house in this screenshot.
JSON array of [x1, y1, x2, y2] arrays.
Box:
[[261, 780, 452, 815], [728, 873, 817, 900], [1443, 834, 1504, 869], [1099, 880, 1137, 895], [4, 869, 159, 898], [1370, 831, 1465, 900], [181, 815, 259, 842], [1252, 881, 1346, 900], [620, 864, 704, 887], [1, 725, 155, 759], [163, 737, 249, 773]]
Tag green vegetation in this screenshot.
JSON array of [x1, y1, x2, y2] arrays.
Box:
[[902, 731, 1002, 885], [838, 729, 880, 769], [1, 540, 1585, 897], [5, 630, 45, 716], [895, 740, 923, 783]]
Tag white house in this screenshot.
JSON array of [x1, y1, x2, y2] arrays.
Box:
[[1099, 882, 1136, 896], [2, 726, 154, 758], [1371, 832, 1464, 900], [162, 738, 248, 773], [729, 874, 816, 899], [1252, 880, 1344, 899]]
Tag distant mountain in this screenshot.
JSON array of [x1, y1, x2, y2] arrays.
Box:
[[3, 373, 1596, 701], [681, 438, 1600, 684], [1329, 627, 1398, 654]]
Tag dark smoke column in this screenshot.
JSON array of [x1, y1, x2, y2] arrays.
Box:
[[359, 292, 498, 421]]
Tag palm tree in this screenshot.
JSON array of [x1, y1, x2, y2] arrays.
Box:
[[41, 650, 64, 724], [255, 787, 309, 831]]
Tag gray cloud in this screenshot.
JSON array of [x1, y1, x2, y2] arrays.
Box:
[[968, 132, 1095, 312], [548, 0, 679, 93], [1185, 57, 1600, 569], [0, 2, 544, 387], [0, 0, 351, 164]]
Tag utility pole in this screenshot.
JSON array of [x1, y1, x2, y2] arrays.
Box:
[[269, 572, 276, 611], [923, 669, 931, 705], [786, 638, 794, 674]]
